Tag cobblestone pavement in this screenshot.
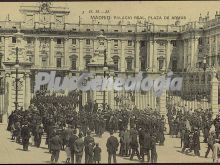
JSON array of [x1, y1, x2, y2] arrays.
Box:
[[0, 124, 214, 164]]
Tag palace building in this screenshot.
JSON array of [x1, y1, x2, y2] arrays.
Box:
[[0, 2, 220, 122]]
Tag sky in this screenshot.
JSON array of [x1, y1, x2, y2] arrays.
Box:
[[0, 1, 220, 25]]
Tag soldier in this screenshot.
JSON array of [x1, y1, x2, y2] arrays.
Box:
[[21, 122, 31, 151], [106, 131, 119, 164]]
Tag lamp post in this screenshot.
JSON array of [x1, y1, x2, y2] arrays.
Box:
[[13, 29, 24, 111], [203, 56, 207, 98], [14, 47, 19, 111], [103, 49, 108, 111]]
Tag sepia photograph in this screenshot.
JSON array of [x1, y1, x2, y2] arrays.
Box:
[[0, 0, 220, 163]]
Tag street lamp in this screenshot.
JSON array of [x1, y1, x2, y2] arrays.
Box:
[[203, 56, 207, 98], [13, 29, 24, 111]]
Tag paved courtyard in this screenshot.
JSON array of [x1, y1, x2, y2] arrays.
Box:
[[0, 124, 214, 163]]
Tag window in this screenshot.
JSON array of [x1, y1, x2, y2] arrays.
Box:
[[71, 59, 77, 70], [72, 39, 76, 45], [198, 38, 203, 45], [172, 59, 177, 72], [114, 30, 118, 32], [56, 58, 62, 67], [140, 41, 145, 47], [72, 28, 77, 31], [128, 30, 132, 32], [86, 39, 90, 45], [57, 38, 62, 44], [114, 40, 118, 46], [0, 37, 2, 42], [128, 40, 132, 46], [85, 59, 90, 67], [12, 37, 16, 43], [86, 29, 90, 31], [141, 60, 146, 71], [100, 29, 104, 32], [113, 58, 119, 71], [171, 40, 177, 47], [126, 59, 132, 70], [114, 49, 118, 53], [27, 38, 32, 44], [42, 57, 47, 67]]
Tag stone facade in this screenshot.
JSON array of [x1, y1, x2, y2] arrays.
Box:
[[0, 2, 220, 122]]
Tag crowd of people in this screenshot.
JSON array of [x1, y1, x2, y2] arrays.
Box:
[[5, 90, 220, 163], [6, 90, 167, 163], [166, 103, 220, 162]]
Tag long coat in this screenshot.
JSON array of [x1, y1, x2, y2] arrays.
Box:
[[74, 137, 84, 156], [21, 125, 30, 145], [50, 135, 62, 151], [106, 135, 119, 154], [69, 134, 78, 151], [143, 132, 151, 150]]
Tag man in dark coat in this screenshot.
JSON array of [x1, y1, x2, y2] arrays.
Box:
[[106, 131, 119, 164], [142, 131, 151, 162], [74, 132, 84, 164], [84, 130, 95, 164], [50, 132, 62, 163], [69, 129, 78, 163], [138, 127, 145, 159], [150, 134, 157, 163], [21, 122, 31, 151], [193, 128, 200, 156], [130, 127, 141, 160], [34, 124, 43, 148]]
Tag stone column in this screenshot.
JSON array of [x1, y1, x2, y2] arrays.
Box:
[[79, 39, 84, 71], [209, 37, 212, 66], [64, 38, 70, 68], [4, 73, 12, 120], [34, 37, 40, 67], [159, 74, 167, 115], [211, 70, 219, 117], [148, 41, 153, 72], [166, 40, 172, 69], [153, 41, 158, 72], [135, 40, 140, 72], [50, 38, 55, 67], [194, 38, 199, 67], [190, 38, 195, 68], [24, 73, 31, 110], [121, 40, 126, 72], [4, 37, 9, 61], [215, 35, 218, 66], [107, 40, 112, 63]]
